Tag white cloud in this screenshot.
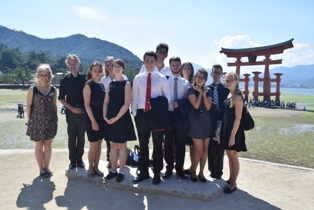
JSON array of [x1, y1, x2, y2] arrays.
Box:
[[219, 35, 260, 49], [278, 43, 314, 67], [71, 5, 109, 23], [193, 35, 314, 73]]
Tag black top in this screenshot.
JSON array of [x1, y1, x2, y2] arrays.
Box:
[[58, 72, 86, 106], [208, 83, 230, 114]]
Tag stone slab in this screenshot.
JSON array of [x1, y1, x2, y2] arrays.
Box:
[[66, 160, 228, 201]]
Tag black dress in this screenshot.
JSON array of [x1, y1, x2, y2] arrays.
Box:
[[105, 80, 136, 143], [186, 86, 212, 139], [220, 97, 247, 152], [85, 81, 106, 142]]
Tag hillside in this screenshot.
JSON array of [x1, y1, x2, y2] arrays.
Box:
[[0, 25, 142, 68]]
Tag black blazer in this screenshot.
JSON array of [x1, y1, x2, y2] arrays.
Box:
[[150, 96, 172, 130], [173, 98, 191, 130], [208, 83, 229, 137]]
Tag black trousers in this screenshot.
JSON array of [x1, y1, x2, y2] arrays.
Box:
[[164, 111, 186, 173], [207, 138, 224, 177], [65, 110, 85, 163], [135, 110, 164, 175]]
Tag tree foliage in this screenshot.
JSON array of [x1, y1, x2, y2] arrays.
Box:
[[0, 43, 141, 84]]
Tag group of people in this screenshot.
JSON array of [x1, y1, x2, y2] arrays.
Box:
[[26, 43, 247, 194]]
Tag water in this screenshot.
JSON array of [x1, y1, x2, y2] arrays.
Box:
[[238, 85, 314, 96]]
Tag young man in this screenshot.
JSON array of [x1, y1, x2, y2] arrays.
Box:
[[132, 51, 171, 185], [139, 43, 171, 76], [59, 54, 86, 169], [207, 64, 229, 179], [163, 56, 190, 180]]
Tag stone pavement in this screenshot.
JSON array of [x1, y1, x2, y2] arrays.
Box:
[[1, 149, 314, 209], [66, 159, 228, 201]]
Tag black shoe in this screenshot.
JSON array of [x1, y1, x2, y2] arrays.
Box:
[[69, 162, 76, 169], [133, 173, 150, 183], [39, 169, 49, 178], [152, 174, 161, 185], [224, 186, 237, 194], [209, 173, 216, 178], [190, 176, 198, 182], [162, 171, 172, 179], [105, 172, 118, 180], [116, 173, 124, 183], [198, 175, 207, 183], [45, 169, 53, 177], [176, 171, 189, 180], [216, 175, 222, 179], [77, 161, 85, 168], [183, 169, 191, 175]]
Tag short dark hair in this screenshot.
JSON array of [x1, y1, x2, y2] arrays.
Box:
[[112, 59, 126, 70], [212, 64, 223, 73], [169, 56, 181, 65], [143, 51, 157, 61], [156, 43, 169, 53], [86, 61, 102, 80]]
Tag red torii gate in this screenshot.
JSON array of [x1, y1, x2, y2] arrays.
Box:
[[219, 39, 294, 101]]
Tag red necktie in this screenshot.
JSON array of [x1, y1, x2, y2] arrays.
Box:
[[145, 73, 151, 111]]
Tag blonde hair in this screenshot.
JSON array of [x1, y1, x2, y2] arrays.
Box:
[[225, 72, 243, 107], [104, 56, 114, 77], [35, 64, 53, 85]]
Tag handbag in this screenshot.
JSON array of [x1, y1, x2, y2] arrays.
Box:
[[242, 106, 255, 131], [125, 145, 140, 167]]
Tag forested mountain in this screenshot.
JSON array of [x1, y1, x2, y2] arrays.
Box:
[[0, 25, 142, 67], [0, 25, 143, 83]]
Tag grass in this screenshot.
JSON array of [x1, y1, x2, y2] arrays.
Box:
[[240, 111, 314, 168], [0, 89, 313, 168]]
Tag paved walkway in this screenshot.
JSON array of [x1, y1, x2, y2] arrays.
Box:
[[0, 149, 313, 209]]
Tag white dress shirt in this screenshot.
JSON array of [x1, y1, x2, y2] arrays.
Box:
[[100, 74, 128, 90], [168, 74, 190, 111], [132, 71, 171, 116], [139, 65, 171, 77]]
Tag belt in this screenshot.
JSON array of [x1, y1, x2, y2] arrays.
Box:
[[138, 109, 151, 112], [90, 101, 103, 106]]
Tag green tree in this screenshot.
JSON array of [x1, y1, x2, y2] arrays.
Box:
[[12, 67, 34, 85]]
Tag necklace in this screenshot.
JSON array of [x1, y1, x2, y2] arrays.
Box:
[[37, 85, 50, 94]]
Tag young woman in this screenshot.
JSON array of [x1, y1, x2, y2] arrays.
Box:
[[100, 56, 128, 168], [83, 61, 106, 178], [220, 72, 247, 194], [103, 59, 136, 183], [186, 68, 212, 182], [26, 64, 58, 178], [180, 62, 195, 175], [180, 62, 194, 84]]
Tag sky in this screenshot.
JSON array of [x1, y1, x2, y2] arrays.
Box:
[[1, 0, 314, 74]]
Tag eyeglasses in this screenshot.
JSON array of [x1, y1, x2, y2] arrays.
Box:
[[223, 79, 235, 83], [196, 76, 205, 80], [213, 72, 222, 75]]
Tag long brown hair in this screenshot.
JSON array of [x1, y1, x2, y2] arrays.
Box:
[[86, 61, 103, 80], [180, 62, 194, 84]]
